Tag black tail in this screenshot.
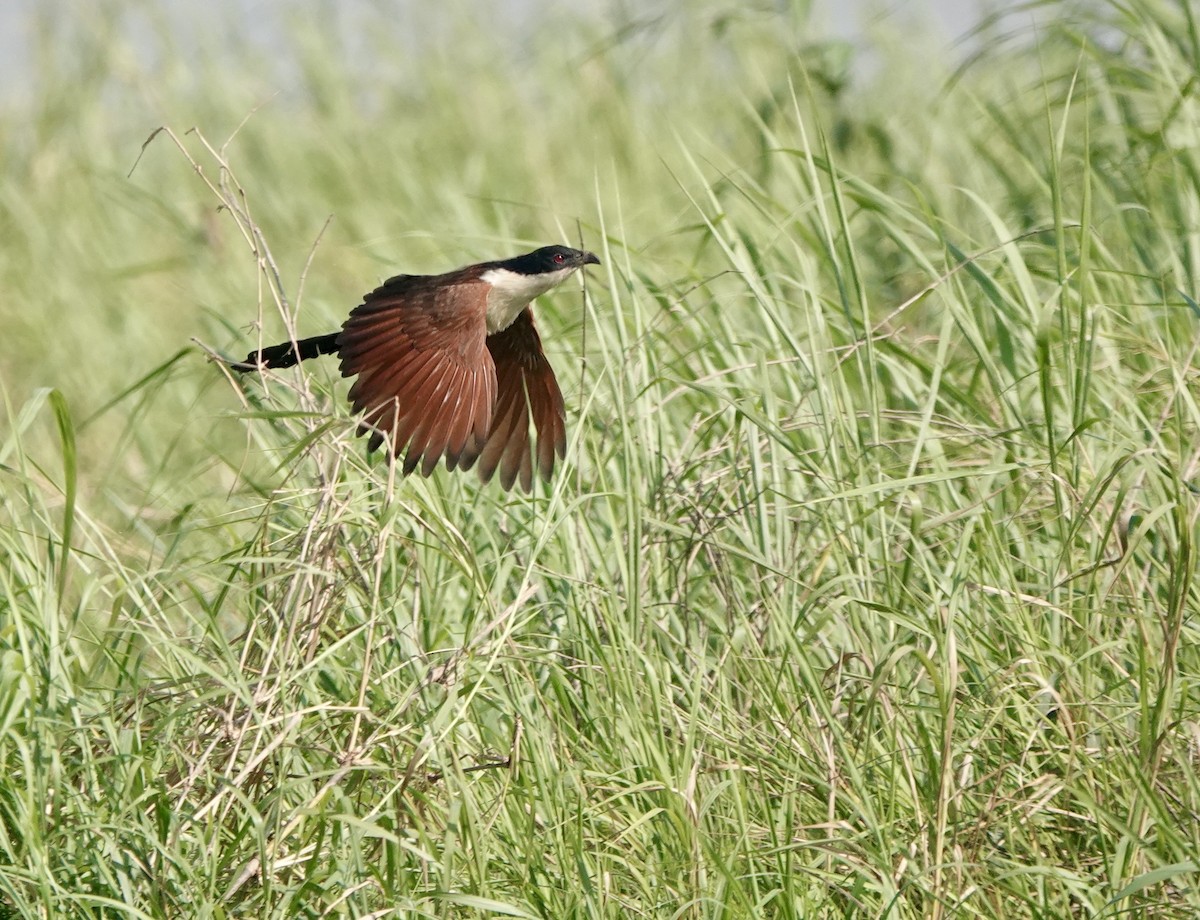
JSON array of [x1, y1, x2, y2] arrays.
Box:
[[232, 333, 340, 371]]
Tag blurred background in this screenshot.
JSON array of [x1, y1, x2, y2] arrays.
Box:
[[1, 0, 1036, 512], [0, 0, 1015, 104]]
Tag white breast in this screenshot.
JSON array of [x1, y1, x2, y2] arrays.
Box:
[[480, 266, 576, 333]]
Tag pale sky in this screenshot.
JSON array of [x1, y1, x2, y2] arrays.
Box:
[[0, 0, 1015, 106]]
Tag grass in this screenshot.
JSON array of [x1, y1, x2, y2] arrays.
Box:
[[2, 0, 1200, 916]]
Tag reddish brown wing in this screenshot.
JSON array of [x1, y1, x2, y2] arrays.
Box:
[[335, 275, 496, 477], [460, 308, 567, 492]]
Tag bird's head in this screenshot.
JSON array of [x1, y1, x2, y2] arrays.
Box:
[[502, 245, 601, 276], [479, 245, 601, 333]]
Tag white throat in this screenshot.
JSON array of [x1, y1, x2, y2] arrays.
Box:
[[480, 266, 575, 333]]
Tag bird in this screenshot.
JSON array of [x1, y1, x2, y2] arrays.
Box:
[[233, 245, 600, 492]]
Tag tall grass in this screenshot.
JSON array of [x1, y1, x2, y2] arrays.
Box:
[[2, 0, 1199, 917]]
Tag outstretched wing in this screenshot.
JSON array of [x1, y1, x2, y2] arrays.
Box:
[[461, 308, 567, 492], [336, 275, 496, 477]]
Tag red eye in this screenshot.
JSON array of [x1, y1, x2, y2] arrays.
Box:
[[553, 253, 565, 264]]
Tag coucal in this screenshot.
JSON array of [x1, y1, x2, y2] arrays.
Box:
[[233, 245, 600, 492]]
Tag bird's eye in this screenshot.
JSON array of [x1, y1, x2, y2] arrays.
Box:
[[553, 253, 566, 264]]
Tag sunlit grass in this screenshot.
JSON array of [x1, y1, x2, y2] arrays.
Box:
[[1, 0, 1199, 917]]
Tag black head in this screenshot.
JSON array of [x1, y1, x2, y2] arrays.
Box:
[[499, 245, 601, 276]]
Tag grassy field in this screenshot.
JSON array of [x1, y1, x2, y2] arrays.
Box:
[[2, 0, 1199, 916]]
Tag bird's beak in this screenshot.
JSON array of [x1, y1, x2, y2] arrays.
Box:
[[582, 251, 601, 266]]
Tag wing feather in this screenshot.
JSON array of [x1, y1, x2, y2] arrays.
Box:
[[336, 278, 495, 476], [469, 309, 566, 492]]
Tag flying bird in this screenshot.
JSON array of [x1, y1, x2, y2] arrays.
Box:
[[234, 245, 600, 492]]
